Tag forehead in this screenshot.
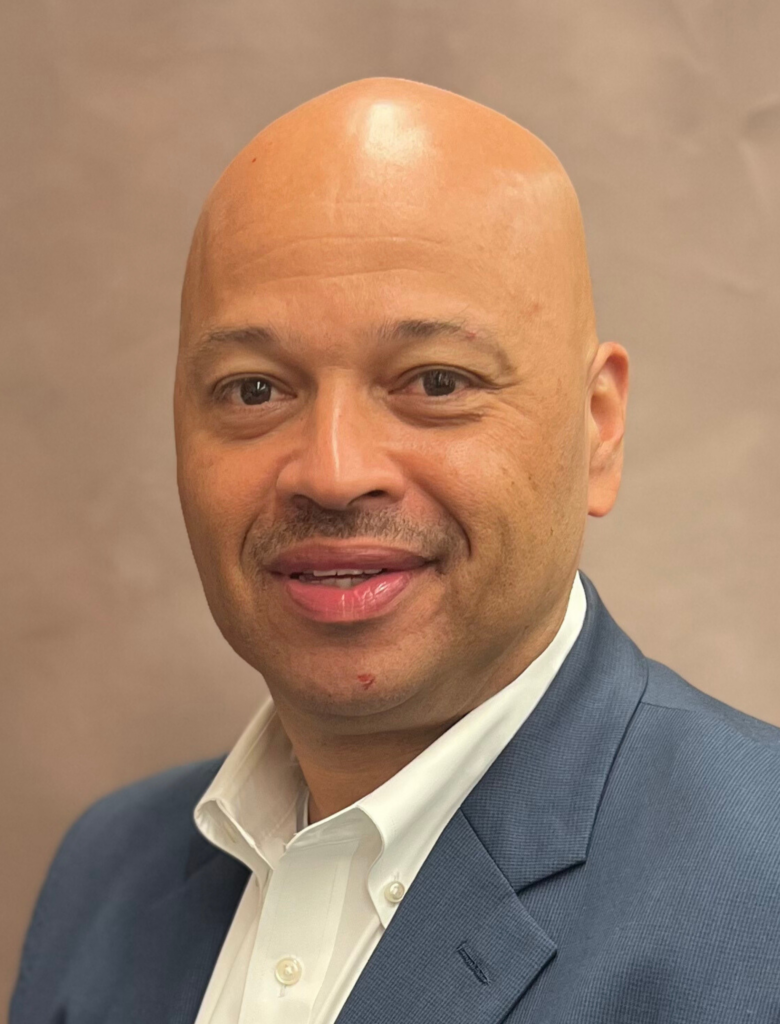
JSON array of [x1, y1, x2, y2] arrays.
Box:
[[182, 100, 579, 352], [188, 195, 566, 351]]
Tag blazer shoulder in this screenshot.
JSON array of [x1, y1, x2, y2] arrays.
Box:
[[54, 755, 226, 886], [630, 657, 780, 851], [641, 657, 780, 750], [588, 658, 780, 910], [76, 755, 225, 829], [29, 755, 226, 919]]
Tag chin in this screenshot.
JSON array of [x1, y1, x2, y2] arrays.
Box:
[[278, 671, 421, 724]]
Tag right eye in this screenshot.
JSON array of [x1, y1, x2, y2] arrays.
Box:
[[215, 376, 279, 407]]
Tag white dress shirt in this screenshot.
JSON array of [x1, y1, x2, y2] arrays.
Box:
[[193, 571, 586, 1024]]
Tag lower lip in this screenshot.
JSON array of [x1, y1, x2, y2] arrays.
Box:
[[275, 566, 432, 623]]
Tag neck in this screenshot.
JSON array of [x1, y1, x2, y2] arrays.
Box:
[[292, 721, 454, 824]]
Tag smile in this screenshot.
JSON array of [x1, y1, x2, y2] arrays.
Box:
[[272, 565, 433, 622]]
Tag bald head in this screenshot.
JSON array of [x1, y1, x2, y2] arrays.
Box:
[[181, 77, 597, 360]]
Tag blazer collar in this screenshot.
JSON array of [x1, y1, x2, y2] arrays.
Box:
[[461, 570, 648, 891]]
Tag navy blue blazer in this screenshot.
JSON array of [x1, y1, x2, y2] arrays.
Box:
[[10, 574, 780, 1023]]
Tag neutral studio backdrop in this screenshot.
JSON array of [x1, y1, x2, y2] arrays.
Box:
[[2, 0, 779, 1013]]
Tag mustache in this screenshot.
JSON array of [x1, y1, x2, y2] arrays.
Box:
[[246, 504, 452, 567]]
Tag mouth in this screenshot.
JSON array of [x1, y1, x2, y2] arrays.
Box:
[[270, 564, 434, 622], [287, 568, 392, 588]]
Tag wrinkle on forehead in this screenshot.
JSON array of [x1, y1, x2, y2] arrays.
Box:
[[181, 78, 597, 362]]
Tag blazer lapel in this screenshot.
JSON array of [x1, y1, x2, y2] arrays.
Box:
[[335, 809, 556, 1024], [107, 833, 250, 1024], [336, 573, 649, 1024]]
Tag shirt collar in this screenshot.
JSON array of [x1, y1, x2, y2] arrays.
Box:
[[194, 698, 306, 874]]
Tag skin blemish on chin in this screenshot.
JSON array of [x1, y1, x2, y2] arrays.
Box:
[[251, 157, 257, 163], [357, 674, 376, 689]]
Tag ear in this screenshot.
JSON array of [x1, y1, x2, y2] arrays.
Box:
[[587, 342, 629, 517]]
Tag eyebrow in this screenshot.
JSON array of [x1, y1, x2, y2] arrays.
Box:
[[189, 317, 513, 374]]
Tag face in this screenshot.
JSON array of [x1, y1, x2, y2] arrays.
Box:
[[174, 96, 623, 733]]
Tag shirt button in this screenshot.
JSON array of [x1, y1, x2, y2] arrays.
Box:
[[275, 956, 303, 986], [383, 880, 406, 904]]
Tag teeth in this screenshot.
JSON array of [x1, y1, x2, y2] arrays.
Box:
[[309, 568, 384, 577], [294, 568, 388, 588], [323, 577, 365, 589]]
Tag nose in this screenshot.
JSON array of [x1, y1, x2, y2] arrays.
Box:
[[274, 376, 406, 511]]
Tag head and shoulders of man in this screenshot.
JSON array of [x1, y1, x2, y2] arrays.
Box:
[[63, 76, 780, 878]]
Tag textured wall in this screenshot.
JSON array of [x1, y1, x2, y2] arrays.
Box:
[[1, 0, 779, 1013]]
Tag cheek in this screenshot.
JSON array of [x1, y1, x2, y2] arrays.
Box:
[[436, 419, 540, 513], [438, 410, 584, 569], [180, 442, 268, 560], [423, 426, 538, 584]]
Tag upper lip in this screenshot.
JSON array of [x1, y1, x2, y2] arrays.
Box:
[[267, 543, 432, 576]]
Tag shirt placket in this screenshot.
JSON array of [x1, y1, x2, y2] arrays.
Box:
[[237, 832, 361, 1024]]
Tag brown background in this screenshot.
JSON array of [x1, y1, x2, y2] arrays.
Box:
[[2, 0, 779, 1015]]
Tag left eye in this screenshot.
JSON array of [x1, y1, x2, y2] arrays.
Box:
[[406, 368, 472, 397]]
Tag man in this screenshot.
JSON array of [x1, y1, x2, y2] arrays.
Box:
[[10, 77, 780, 1024]]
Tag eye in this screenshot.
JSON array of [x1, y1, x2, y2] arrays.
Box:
[[403, 368, 474, 398], [215, 377, 280, 407]]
